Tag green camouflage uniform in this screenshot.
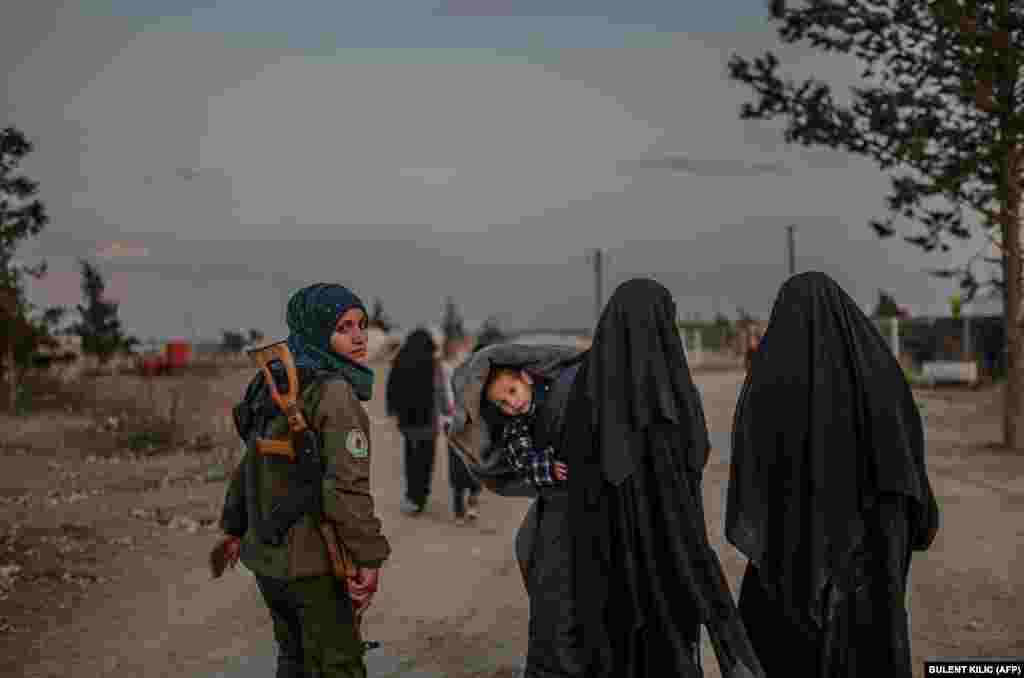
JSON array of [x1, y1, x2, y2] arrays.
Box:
[[222, 376, 389, 677], [219, 283, 389, 678]]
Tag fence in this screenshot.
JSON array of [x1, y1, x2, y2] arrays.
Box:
[[677, 324, 745, 370], [677, 323, 733, 352], [872, 315, 1006, 377]]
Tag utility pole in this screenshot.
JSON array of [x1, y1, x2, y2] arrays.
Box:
[[184, 311, 195, 343], [786, 225, 796, 277], [588, 248, 604, 327]]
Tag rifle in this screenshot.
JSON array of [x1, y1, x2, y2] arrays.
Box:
[[244, 340, 377, 648]]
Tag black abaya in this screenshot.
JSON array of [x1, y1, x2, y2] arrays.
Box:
[[565, 278, 764, 678], [521, 363, 586, 678], [738, 495, 914, 676], [727, 271, 940, 678], [386, 329, 438, 429], [387, 329, 442, 511]]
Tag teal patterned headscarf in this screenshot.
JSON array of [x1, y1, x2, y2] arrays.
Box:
[[284, 283, 375, 401]]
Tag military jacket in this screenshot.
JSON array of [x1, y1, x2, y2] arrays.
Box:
[[220, 375, 390, 579]]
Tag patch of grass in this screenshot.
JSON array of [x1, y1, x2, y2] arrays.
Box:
[[2, 372, 76, 416], [903, 364, 924, 381], [13, 384, 31, 417], [124, 429, 171, 452], [460, 655, 498, 673]]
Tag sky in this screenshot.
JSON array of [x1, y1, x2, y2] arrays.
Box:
[[3, 0, 1000, 343]]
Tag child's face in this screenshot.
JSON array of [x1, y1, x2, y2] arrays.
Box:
[[330, 307, 369, 364], [486, 369, 534, 417]]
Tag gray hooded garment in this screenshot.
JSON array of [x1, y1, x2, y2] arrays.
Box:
[[447, 343, 583, 573]]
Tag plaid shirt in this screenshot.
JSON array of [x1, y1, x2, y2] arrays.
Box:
[[496, 380, 562, 487]]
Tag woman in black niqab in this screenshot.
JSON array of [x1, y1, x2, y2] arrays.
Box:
[[386, 328, 442, 512], [564, 278, 765, 678], [386, 329, 438, 427], [727, 271, 940, 677]]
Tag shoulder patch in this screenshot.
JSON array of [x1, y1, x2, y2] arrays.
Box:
[[345, 428, 370, 459]]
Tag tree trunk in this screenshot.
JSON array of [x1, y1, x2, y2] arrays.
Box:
[[0, 285, 16, 413], [5, 344, 15, 413], [1003, 147, 1023, 451]]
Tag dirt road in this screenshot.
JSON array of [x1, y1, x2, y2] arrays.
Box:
[[1, 366, 1020, 677]]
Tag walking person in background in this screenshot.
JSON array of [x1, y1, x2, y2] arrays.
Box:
[[727, 271, 940, 677], [440, 338, 482, 524], [744, 328, 761, 372], [386, 328, 445, 515]]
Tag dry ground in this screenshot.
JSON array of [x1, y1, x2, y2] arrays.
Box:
[[0, 364, 1020, 677]]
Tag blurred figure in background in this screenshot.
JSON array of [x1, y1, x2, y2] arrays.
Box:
[[444, 324, 508, 521], [440, 338, 482, 524], [386, 329, 447, 515], [744, 330, 761, 371]]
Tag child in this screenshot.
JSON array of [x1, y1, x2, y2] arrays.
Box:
[[440, 339, 483, 523], [483, 366, 569, 488]]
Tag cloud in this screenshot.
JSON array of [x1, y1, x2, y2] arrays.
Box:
[[430, 0, 749, 32], [438, 0, 516, 17], [196, 56, 661, 231], [399, 167, 458, 185], [100, 271, 130, 303], [27, 269, 81, 308], [9, 13, 986, 339], [25, 264, 129, 307], [623, 154, 792, 177], [95, 241, 150, 258]]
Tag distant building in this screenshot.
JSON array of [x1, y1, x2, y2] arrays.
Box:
[[131, 340, 163, 357], [190, 341, 224, 355], [507, 332, 585, 348], [890, 315, 1005, 375]]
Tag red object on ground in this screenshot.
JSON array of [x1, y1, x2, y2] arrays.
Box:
[[141, 357, 164, 373], [165, 341, 191, 369]]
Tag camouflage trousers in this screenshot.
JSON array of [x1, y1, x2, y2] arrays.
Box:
[[255, 574, 366, 678]]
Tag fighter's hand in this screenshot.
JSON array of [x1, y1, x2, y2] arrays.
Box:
[[224, 536, 241, 567], [347, 567, 380, 610], [209, 535, 241, 578], [553, 462, 568, 481]]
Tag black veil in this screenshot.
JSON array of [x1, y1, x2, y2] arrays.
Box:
[[726, 271, 940, 631], [566, 278, 763, 678], [585, 277, 710, 485], [385, 328, 437, 427]]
